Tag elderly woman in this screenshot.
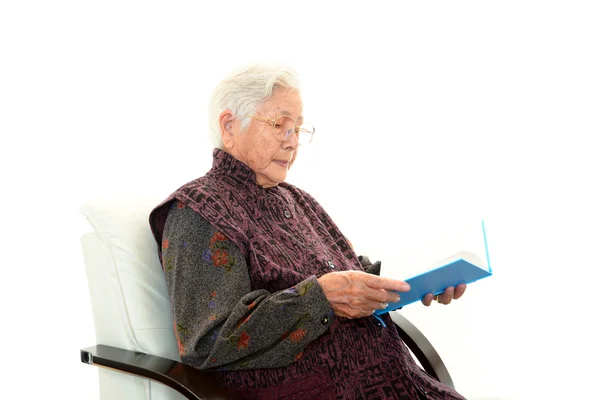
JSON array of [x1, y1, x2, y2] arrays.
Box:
[[150, 64, 467, 399]]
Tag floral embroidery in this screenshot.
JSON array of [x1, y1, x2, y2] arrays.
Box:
[[208, 232, 235, 273], [289, 328, 306, 343], [236, 313, 251, 329], [210, 232, 227, 243], [176, 201, 186, 209], [211, 249, 229, 266], [284, 281, 313, 296], [164, 256, 175, 272], [298, 281, 313, 296], [208, 291, 217, 309], [237, 331, 250, 349], [201, 249, 212, 262], [173, 322, 190, 356], [210, 357, 217, 363], [207, 290, 218, 322], [162, 238, 169, 250], [284, 313, 311, 344], [247, 301, 257, 311], [227, 330, 251, 350], [294, 352, 303, 361]]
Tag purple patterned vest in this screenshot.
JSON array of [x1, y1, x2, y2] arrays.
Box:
[[150, 149, 464, 400]]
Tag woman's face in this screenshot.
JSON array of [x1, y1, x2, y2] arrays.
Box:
[[222, 87, 303, 188]]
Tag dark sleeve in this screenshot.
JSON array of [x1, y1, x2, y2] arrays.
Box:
[[162, 204, 335, 371], [358, 255, 381, 276]]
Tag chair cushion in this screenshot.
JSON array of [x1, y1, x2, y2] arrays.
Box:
[[81, 197, 180, 361]]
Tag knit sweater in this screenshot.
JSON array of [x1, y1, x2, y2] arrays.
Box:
[[150, 149, 466, 400]]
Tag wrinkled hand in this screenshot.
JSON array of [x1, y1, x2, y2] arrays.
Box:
[[421, 284, 467, 306], [317, 271, 410, 319]]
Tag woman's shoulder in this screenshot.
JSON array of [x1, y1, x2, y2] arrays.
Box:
[[150, 175, 215, 220], [170, 174, 231, 203]]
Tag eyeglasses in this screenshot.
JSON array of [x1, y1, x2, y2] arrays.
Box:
[[246, 114, 315, 146]]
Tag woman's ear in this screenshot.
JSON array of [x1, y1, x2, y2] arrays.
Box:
[[220, 110, 235, 149]]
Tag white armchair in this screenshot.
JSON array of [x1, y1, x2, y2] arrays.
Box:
[[79, 197, 453, 400]]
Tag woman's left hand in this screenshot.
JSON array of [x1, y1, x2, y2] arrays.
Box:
[[421, 283, 467, 306]]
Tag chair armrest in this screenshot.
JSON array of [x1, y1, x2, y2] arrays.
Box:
[[80, 345, 237, 400], [81, 316, 453, 399], [390, 312, 454, 388]]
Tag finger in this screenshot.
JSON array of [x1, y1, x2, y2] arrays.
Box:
[[364, 288, 402, 303], [454, 283, 467, 299], [347, 298, 389, 312], [441, 286, 455, 305], [358, 308, 376, 318], [363, 274, 411, 293], [422, 293, 434, 307]]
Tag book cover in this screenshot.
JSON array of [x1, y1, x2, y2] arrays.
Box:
[[375, 220, 492, 315]]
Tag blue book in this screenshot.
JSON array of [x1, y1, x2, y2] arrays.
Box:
[[375, 220, 492, 315]]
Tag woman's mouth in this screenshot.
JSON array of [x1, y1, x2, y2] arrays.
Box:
[[274, 160, 289, 167]]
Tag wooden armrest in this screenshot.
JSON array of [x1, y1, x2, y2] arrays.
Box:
[[390, 311, 454, 388], [81, 316, 453, 399], [80, 345, 237, 400]]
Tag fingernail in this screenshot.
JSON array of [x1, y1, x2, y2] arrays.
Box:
[[381, 303, 388, 309], [395, 296, 401, 302]]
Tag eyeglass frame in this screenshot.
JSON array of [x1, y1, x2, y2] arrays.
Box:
[[245, 114, 315, 145]]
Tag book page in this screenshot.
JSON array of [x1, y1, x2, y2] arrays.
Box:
[[379, 216, 489, 281]]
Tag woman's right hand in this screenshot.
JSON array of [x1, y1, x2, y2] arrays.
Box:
[[317, 271, 410, 319]]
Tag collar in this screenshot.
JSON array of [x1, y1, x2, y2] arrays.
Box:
[[210, 148, 280, 191]]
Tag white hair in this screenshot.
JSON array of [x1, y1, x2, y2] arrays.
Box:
[[208, 63, 302, 149]]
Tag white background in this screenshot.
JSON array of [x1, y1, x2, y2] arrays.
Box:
[[1, 1, 599, 399]]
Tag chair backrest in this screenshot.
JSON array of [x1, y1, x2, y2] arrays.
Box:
[[80, 197, 186, 400]]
